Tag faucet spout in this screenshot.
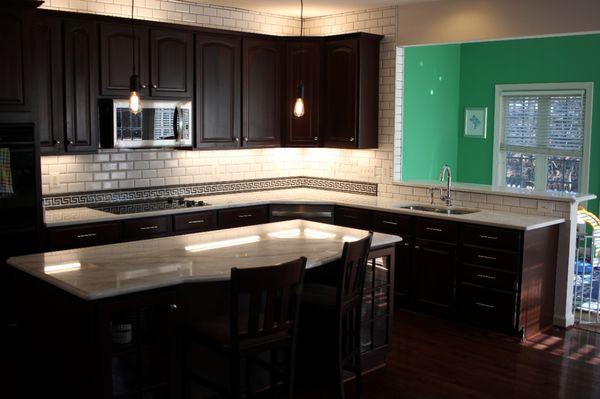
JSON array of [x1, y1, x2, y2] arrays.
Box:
[[439, 164, 452, 206]]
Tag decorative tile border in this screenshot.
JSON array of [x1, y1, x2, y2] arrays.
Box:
[[43, 177, 378, 208]]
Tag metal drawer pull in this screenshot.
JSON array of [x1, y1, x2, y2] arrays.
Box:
[[140, 225, 159, 230], [476, 274, 496, 280], [477, 254, 497, 261], [238, 214, 253, 218], [480, 235, 498, 240], [271, 211, 333, 218], [475, 302, 496, 309], [342, 214, 358, 219], [187, 219, 205, 224], [382, 220, 398, 225], [76, 233, 97, 238], [425, 227, 443, 232]]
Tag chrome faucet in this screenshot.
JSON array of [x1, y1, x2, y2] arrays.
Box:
[[439, 164, 452, 206]]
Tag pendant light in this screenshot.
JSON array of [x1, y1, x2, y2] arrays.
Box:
[[293, 0, 305, 118], [128, 0, 142, 114]]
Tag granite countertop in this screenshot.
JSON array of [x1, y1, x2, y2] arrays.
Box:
[[7, 220, 400, 300], [44, 188, 566, 231]]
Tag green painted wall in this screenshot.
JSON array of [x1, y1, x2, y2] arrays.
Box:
[[403, 34, 600, 210], [402, 44, 461, 181]]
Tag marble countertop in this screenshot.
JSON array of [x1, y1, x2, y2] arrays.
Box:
[[8, 220, 400, 300], [44, 188, 565, 231]]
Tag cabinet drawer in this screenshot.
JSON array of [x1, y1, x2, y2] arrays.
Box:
[[462, 224, 521, 251], [335, 206, 371, 230], [122, 216, 170, 240], [173, 211, 217, 233], [48, 222, 121, 250], [415, 218, 458, 243], [458, 284, 517, 332], [218, 206, 269, 229], [461, 264, 517, 291], [372, 211, 411, 235], [461, 245, 520, 272]]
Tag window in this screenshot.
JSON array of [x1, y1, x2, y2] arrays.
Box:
[[493, 83, 593, 193]]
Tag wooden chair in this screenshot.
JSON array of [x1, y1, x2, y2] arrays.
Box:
[[183, 257, 307, 399], [300, 233, 373, 399]]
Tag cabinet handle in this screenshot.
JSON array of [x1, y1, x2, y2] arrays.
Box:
[[187, 219, 205, 224], [475, 302, 496, 309], [237, 214, 253, 218], [234, 137, 240, 142], [479, 234, 498, 240], [313, 137, 318, 141], [139, 225, 159, 230], [477, 254, 497, 261], [53, 139, 61, 145], [243, 137, 249, 142], [414, 245, 420, 250], [476, 274, 496, 280], [68, 140, 74, 145], [349, 137, 355, 142], [342, 214, 358, 219], [76, 233, 97, 238], [425, 227, 443, 232], [382, 220, 398, 226], [151, 84, 158, 89], [140, 84, 147, 90], [169, 304, 178, 310]]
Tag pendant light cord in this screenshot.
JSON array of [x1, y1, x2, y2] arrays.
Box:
[[300, 0, 303, 36], [131, 0, 136, 76]]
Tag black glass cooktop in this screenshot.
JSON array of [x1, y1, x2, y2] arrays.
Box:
[[92, 197, 208, 215]]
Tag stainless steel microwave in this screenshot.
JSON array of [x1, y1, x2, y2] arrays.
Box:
[[100, 99, 192, 149]]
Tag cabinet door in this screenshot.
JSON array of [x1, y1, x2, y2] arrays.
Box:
[[0, 9, 30, 112], [323, 39, 358, 148], [195, 34, 241, 148], [150, 29, 193, 98], [218, 205, 269, 229], [284, 41, 320, 146], [100, 23, 149, 97], [394, 237, 413, 307], [242, 38, 283, 147], [64, 19, 99, 152], [32, 15, 64, 154], [413, 239, 456, 317]]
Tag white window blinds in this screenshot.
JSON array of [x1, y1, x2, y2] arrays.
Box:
[[499, 90, 586, 157]]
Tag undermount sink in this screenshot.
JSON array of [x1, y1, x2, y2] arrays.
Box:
[[398, 205, 480, 215]]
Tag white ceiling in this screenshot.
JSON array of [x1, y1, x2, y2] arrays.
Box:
[[194, 0, 433, 18]]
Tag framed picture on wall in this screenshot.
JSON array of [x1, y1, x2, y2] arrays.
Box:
[[464, 107, 487, 138]]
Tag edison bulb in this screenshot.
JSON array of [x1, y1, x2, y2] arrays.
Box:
[[129, 91, 142, 114], [293, 97, 305, 117]]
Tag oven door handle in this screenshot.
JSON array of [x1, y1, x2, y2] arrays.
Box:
[[173, 105, 183, 142]]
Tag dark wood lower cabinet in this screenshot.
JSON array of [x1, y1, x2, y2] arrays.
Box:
[[122, 216, 171, 241], [217, 205, 269, 229], [47, 221, 121, 250], [412, 239, 456, 317]]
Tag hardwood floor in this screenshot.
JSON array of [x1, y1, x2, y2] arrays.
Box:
[[298, 309, 600, 399], [2, 308, 600, 398]]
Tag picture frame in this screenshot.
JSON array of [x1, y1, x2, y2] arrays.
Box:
[[464, 107, 487, 138]]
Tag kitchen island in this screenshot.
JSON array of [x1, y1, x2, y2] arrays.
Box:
[[8, 219, 401, 399]]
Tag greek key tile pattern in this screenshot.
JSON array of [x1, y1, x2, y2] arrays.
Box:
[[43, 177, 377, 208]]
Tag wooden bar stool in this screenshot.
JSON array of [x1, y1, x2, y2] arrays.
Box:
[[299, 233, 373, 399], [183, 257, 307, 399]]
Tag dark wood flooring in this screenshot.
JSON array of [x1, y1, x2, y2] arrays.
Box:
[[299, 309, 600, 399], [3, 309, 600, 399]]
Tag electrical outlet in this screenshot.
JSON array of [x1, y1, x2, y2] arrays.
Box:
[[358, 166, 375, 177], [50, 172, 60, 188]]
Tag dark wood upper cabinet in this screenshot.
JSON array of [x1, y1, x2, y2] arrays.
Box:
[[100, 23, 149, 97], [242, 38, 283, 147], [150, 28, 193, 98], [195, 34, 241, 148], [63, 19, 99, 152], [32, 14, 64, 153], [0, 8, 31, 113], [323, 35, 380, 149], [284, 40, 321, 147]]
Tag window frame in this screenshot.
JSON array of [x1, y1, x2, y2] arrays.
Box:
[[492, 82, 594, 193]]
